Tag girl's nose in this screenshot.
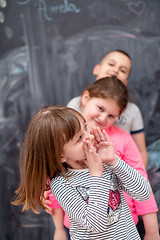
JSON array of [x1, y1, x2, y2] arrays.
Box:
[[98, 113, 107, 125]]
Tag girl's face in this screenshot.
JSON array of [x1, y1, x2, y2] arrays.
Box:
[[93, 51, 131, 86], [61, 119, 94, 169], [81, 92, 121, 130]]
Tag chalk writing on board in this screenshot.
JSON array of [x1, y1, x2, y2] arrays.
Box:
[[0, 11, 4, 23], [17, 0, 80, 21], [128, 1, 145, 16], [0, 0, 7, 23], [120, 0, 146, 16], [37, 0, 52, 21], [0, 0, 7, 8]]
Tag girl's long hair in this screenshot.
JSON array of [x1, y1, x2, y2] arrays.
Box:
[[12, 106, 84, 213]]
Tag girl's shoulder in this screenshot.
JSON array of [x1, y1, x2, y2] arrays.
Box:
[[67, 96, 81, 112], [51, 168, 90, 186]]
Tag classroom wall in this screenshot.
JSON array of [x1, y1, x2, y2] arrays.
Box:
[[0, 0, 160, 239]]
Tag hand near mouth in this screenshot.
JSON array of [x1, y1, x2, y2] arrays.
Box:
[[83, 137, 103, 177], [90, 127, 118, 167]]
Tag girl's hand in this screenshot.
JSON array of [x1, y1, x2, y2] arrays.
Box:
[[83, 138, 103, 177], [42, 190, 54, 215], [91, 127, 118, 167]]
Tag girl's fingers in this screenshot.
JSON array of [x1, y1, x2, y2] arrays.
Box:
[[97, 127, 106, 141], [87, 140, 95, 151], [102, 129, 112, 143], [84, 140, 102, 162], [92, 127, 111, 143], [83, 138, 95, 153], [90, 128, 99, 142]]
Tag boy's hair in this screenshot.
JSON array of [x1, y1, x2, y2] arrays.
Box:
[[82, 76, 128, 114], [114, 49, 131, 60], [12, 106, 85, 213]]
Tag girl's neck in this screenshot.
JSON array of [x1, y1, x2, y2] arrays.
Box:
[[66, 161, 88, 170]]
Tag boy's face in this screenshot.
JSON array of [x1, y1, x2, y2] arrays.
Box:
[[93, 51, 131, 86]]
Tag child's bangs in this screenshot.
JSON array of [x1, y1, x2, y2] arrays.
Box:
[[62, 113, 82, 142]]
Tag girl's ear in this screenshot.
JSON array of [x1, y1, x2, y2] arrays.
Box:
[[81, 91, 90, 106], [93, 64, 100, 76], [61, 155, 66, 163]]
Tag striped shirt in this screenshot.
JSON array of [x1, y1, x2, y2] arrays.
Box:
[[50, 157, 151, 240]]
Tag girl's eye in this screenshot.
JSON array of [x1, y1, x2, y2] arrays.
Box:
[[77, 135, 82, 142], [108, 63, 114, 66], [108, 114, 115, 119], [85, 124, 88, 130], [98, 106, 104, 112]]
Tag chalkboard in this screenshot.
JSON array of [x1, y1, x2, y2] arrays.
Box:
[[0, 0, 160, 239]]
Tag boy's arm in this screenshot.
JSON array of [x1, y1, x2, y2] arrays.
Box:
[[142, 212, 160, 240], [132, 132, 148, 168], [130, 103, 148, 168], [51, 208, 68, 240]]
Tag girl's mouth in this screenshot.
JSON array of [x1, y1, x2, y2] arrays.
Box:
[[94, 119, 104, 128]]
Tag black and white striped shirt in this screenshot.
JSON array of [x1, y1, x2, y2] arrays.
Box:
[[50, 157, 151, 240]]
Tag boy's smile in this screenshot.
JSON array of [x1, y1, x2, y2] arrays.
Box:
[[93, 51, 131, 86]]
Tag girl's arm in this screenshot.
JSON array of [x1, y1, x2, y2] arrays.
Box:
[[111, 157, 151, 201], [42, 190, 67, 240], [132, 132, 148, 168], [51, 208, 68, 240], [92, 127, 151, 200], [142, 213, 160, 240], [120, 132, 159, 239], [93, 128, 158, 238]]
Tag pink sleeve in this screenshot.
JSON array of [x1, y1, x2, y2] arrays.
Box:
[[134, 192, 158, 215], [123, 134, 158, 214], [122, 133, 148, 177], [48, 190, 61, 209]]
